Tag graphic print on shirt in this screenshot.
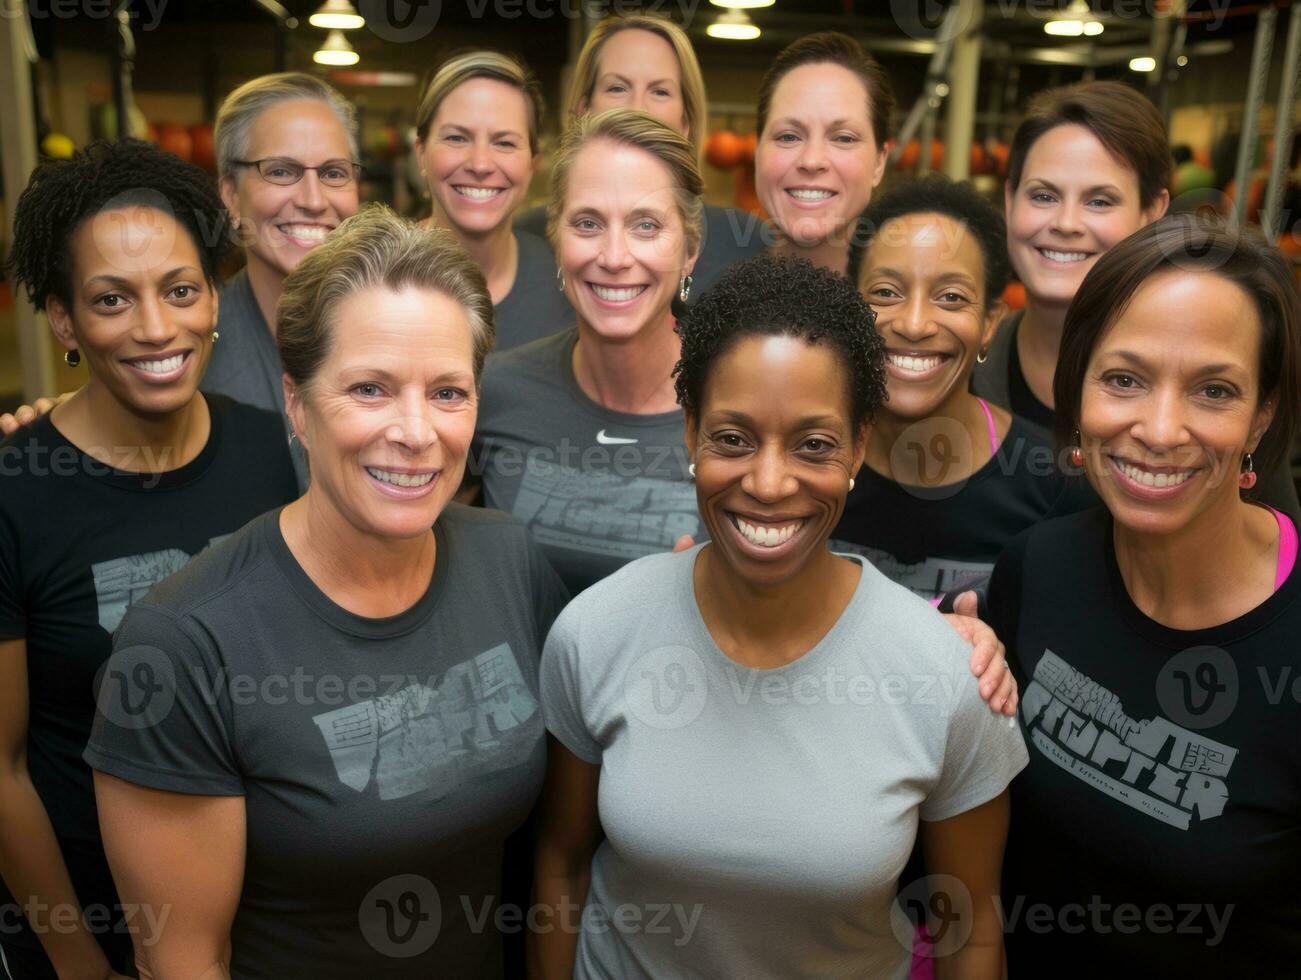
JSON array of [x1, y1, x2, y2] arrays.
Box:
[[91, 534, 232, 633], [510, 456, 700, 560], [1021, 650, 1238, 830], [830, 541, 992, 600], [312, 643, 541, 801]]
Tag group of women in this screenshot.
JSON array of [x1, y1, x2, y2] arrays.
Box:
[[0, 10, 1298, 980]]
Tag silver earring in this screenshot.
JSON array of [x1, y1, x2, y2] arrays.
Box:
[[288, 428, 297, 444], [848, 477, 855, 491], [678, 275, 693, 303], [688, 463, 696, 479], [211, 331, 220, 343], [976, 348, 988, 364], [555, 267, 566, 292]]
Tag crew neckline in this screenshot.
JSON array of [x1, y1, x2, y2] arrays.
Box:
[[557, 329, 684, 428]]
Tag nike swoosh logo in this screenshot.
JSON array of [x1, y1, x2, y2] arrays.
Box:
[[596, 429, 638, 445]]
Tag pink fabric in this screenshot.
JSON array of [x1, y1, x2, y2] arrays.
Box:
[[910, 924, 936, 979], [976, 397, 999, 455], [1268, 506, 1298, 592]]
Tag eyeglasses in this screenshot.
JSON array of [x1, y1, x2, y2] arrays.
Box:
[[232, 157, 363, 187]]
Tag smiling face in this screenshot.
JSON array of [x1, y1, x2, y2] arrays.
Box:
[[1007, 123, 1168, 308], [286, 286, 478, 541], [688, 334, 866, 588], [556, 137, 696, 342], [47, 205, 217, 416], [220, 99, 359, 280], [419, 77, 535, 240], [756, 62, 886, 249], [583, 29, 688, 137], [1079, 269, 1275, 537], [859, 212, 1002, 422]]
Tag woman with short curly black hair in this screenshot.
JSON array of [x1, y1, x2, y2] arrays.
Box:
[[531, 253, 1026, 978], [0, 140, 297, 979]]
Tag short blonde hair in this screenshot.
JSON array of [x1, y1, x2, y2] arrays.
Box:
[[566, 14, 707, 164], [215, 72, 358, 183], [415, 50, 544, 155], [277, 205, 495, 393], [546, 109, 704, 259]]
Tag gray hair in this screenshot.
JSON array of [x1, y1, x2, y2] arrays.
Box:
[[215, 72, 359, 183], [277, 205, 495, 394]]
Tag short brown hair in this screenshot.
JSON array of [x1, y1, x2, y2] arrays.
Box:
[[1054, 215, 1300, 481], [277, 205, 494, 394], [1007, 81, 1171, 210], [415, 50, 544, 155], [545, 108, 704, 259], [756, 32, 894, 149]]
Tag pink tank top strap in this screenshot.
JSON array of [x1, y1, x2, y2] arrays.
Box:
[[976, 397, 999, 455], [1267, 506, 1298, 592]]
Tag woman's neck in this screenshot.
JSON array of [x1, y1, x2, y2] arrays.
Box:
[[426, 215, 519, 305], [864, 389, 996, 485], [245, 251, 286, 338], [1016, 297, 1070, 410], [694, 544, 859, 669], [771, 235, 849, 277], [51, 380, 211, 473], [572, 311, 681, 414], [1113, 495, 1279, 630], [279, 491, 437, 617]]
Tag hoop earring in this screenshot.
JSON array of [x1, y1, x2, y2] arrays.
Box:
[[976, 348, 989, 364], [1239, 452, 1257, 490], [678, 275, 693, 303], [848, 477, 855, 491], [555, 268, 566, 292], [688, 463, 696, 479], [64, 349, 80, 368]]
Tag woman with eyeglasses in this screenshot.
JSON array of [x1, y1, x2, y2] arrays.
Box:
[[415, 51, 574, 351]]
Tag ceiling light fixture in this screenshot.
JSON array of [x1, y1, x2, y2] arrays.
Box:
[[309, 0, 365, 29], [707, 10, 760, 39], [314, 30, 360, 66]]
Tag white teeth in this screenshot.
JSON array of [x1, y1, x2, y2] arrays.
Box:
[[1040, 248, 1089, 263], [454, 186, 503, 200], [281, 224, 329, 242], [366, 467, 435, 488], [733, 516, 804, 548], [789, 189, 834, 201], [591, 284, 646, 302], [887, 353, 945, 373], [1116, 460, 1193, 488], [132, 354, 184, 374]]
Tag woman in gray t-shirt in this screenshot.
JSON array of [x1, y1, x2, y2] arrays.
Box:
[[85, 210, 569, 979], [532, 255, 1027, 979]]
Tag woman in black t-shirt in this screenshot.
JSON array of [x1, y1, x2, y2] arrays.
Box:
[[834, 175, 1072, 599], [986, 215, 1301, 969], [0, 141, 298, 978]]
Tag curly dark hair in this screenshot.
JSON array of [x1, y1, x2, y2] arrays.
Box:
[[5, 139, 231, 311], [847, 174, 1011, 310], [674, 253, 887, 431]]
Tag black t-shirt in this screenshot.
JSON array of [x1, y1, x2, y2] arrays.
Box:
[[85, 504, 570, 979], [832, 417, 1068, 598], [1006, 331, 1056, 432], [985, 507, 1301, 969], [0, 394, 297, 949]]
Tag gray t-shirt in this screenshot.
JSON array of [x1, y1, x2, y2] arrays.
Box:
[[493, 231, 574, 351], [202, 268, 307, 489], [473, 329, 701, 595], [84, 504, 569, 980], [540, 545, 1028, 980]]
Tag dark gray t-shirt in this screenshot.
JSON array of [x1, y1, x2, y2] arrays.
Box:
[[202, 268, 307, 489], [541, 545, 1028, 979], [84, 504, 569, 979], [493, 231, 574, 352], [473, 329, 701, 595]]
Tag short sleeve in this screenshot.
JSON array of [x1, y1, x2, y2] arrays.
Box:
[[83, 601, 244, 796], [919, 647, 1028, 823], [528, 537, 571, 651], [0, 509, 25, 640], [538, 602, 602, 765]]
